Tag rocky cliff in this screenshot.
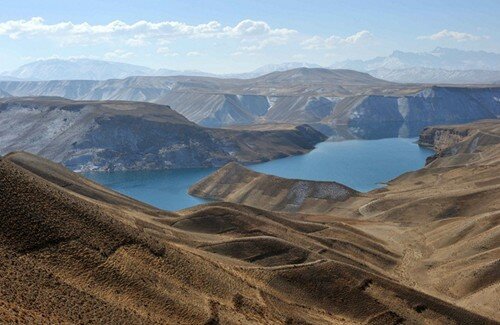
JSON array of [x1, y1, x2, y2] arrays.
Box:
[[189, 162, 358, 213], [0, 97, 326, 171], [418, 119, 500, 167], [0, 89, 10, 98], [325, 86, 499, 127], [0, 69, 393, 127], [1, 69, 498, 136]]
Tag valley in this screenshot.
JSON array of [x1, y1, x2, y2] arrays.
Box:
[[85, 137, 432, 210], [0, 119, 498, 324], [0, 58, 498, 325], [1, 2, 499, 324]]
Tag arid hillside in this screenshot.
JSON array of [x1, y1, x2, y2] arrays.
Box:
[[0, 120, 498, 323], [189, 162, 359, 213], [189, 119, 500, 321]]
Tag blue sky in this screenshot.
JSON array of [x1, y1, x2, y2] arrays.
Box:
[[0, 0, 498, 73]]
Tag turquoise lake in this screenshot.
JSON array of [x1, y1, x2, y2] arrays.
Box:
[[84, 137, 434, 211]]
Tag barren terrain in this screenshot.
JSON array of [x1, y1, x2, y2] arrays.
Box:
[[0, 121, 498, 323]]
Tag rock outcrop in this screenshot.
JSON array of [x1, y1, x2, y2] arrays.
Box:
[[324, 86, 499, 128], [0, 89, 10, 98], [0, 97, 326, 171], [418, 119, 500, 166], [189, 162, 358, 213]]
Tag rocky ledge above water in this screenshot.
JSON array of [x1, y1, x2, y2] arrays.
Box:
[[0, 97, 326, 171], [418, 119, 500, 166]]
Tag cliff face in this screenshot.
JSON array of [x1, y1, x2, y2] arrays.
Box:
[[189, 162, 358, 213], [418, 119, 500, 166], [0, 97, 326, 171], [326, 87, 499, 128], [1, 70, 498, 130], [0, 89, 11, 98], [418, 126, 471, 151]]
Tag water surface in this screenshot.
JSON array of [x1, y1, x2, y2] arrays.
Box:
[[84, 138, 433, 211], [85, 167, 217, 211], [250, 138, 433, 192]]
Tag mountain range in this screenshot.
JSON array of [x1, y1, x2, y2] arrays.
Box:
[[0, 58, 216, 81], [331, 47, 500, 71], [2, 48, 500, 84], [331, 47, 500, 84], [1, 68, 498, 134]]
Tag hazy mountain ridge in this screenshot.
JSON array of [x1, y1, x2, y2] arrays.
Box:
[[369, 67, 500, 84], [3, 48, 500, 83], [1, 59, 327, 81], [332, 47, 500, 84], [225, 62, 322, 79], [0, 58, 218, 81], [331, 47, 500, 71]]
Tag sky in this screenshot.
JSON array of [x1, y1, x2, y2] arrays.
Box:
[[0, 0, 499, 73]]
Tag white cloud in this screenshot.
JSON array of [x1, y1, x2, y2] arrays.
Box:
[[240, 36, 288, 51], [187, 51, 202, 56], [0, 17, 296, 45], [343, 30, 372, 44], [104, 49, 134, 60], [301, 36, 322, 50], [417, 29, 488, 42], [223, 19, 296, 37], [156, 47, 179, 57], [126, 36, 148, 47], [302, 30, 373, 50]]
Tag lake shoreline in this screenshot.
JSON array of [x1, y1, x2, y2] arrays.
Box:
[[84, 137, 434, 211]]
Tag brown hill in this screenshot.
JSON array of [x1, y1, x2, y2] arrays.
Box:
[[189, 119, 500, 320], [0, 119, 499, 323], [189, 162, 358, 213]]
